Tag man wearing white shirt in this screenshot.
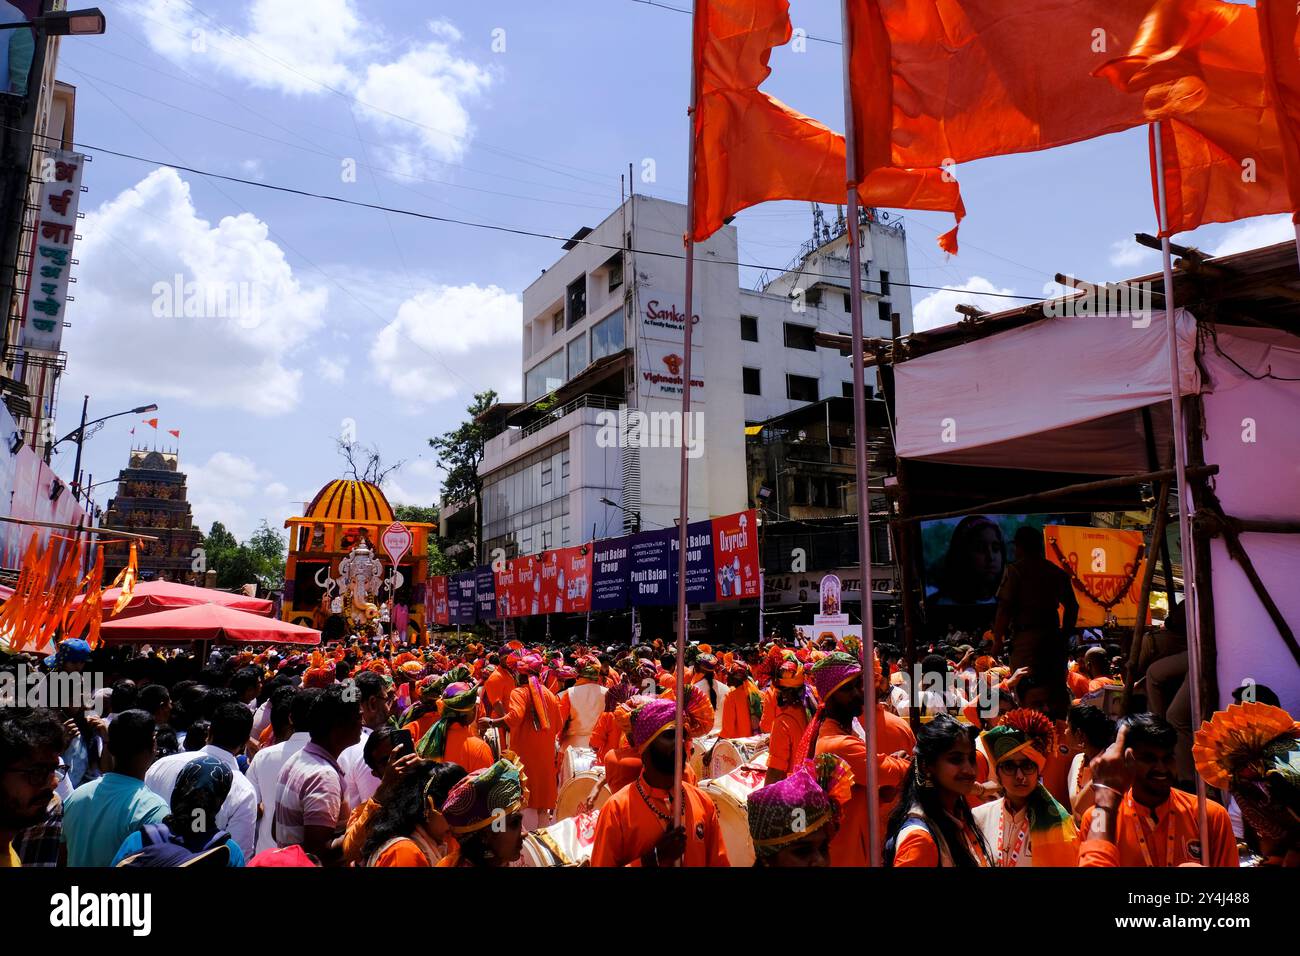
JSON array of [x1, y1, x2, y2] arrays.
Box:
[[143, 701, 257, 859], [337, 671, 395, 811], [690, 655, 730, 735], [246, 687, 318, 854]]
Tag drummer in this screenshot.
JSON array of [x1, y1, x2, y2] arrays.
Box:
[[589, 697, 729, 867], [765, 653, 814, 786], [720, 664, 764, 740], [748, 755, 854, 867], [691, 653, 729, 735], [557, 655, 608, 752]]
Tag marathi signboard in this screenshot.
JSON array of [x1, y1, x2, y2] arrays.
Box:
[[21, 150, 85, 354], [1044, 525, 1150, 628]]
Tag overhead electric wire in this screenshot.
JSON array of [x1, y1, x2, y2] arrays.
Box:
[[629, 0, 843, 45], [24, 125, 1049, 305]]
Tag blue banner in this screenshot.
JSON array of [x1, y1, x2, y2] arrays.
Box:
[[591, 536, 631, 611], [628, 529, 674, 606], [449, 570, 477, 624], [474, 565, 497, 620], [670, 520, 717, 603]]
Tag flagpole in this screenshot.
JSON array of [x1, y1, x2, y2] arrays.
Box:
[[1152, 120, 1210, 855], [671, 0, 704, 845], [1294, 222, 1300, 272], [839, 0, 881, 867]]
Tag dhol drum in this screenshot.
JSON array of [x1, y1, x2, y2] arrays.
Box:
[[701, 763, 768, 867], [520, 809, 600, 867], [708, 734, 769, 779], [689, 734, 720, 781], [555, 747, 610, 821]]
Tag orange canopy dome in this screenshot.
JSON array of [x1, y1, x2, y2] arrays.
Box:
[[304, 479, 394, 524]]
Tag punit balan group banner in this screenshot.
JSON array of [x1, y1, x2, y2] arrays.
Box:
[[450, 571, 477, 625], [475, 565, 496, 621], [591, 537, 630, 610], [712, 508, 760, 600], [670, 519, 717, 603], [1044, 524, 1150, 628], [629, 529, 674, 606]]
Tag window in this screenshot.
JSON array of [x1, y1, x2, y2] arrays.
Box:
[[552, 309, 563, 334], [842, 381, 854, 398], [844, 381, 874, 399], [792, 476, 844, 509], [878, 300, 893, 327], [842, 293, 852, 313], [784, 322, 816, 351], [525, 350, 565, 402], [879, 270, 891, 297], [541, 461, 553, 487], [607, 253, 623, 292], [566, 276, 587, 327], [740, 314, 758, 341], [743, 367, 761, 395], [567, 335, 588, 378], [787, 374, 819, 402], [591, 308, 625, 361]]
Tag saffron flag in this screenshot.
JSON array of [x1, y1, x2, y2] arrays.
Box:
[[847, 0, 1155, 173], [143, 418, 158, 429], [1103, 2, 1294, 236], [168, 429, 181, 438], [1257, 0, 1300, 224], [691, 0, 963, 249]]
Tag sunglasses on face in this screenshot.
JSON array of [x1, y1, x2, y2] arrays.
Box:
[[997, 760, 1039, 779]]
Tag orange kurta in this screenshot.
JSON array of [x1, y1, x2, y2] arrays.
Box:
[[370, 837, 432, 867], [766, 706, 809, 775], [720, 683, 761, 739], [403, 712, 438, 746], [603, 746, 697, 796], [482, 666, 515, 717], [589, 773, 729, 868], [812, 717, 910, 866], [589, 711, 619, 760], [1078, 789, 1237, 868], [504, 683, 563, 810], [442, 722, 494, 774], [1066, 668, 1090, 700], [759, 686, 778, 733]]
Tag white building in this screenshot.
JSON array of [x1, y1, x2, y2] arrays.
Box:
[[475, 195, 912, 561]]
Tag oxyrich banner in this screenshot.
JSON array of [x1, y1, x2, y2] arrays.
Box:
[[591, 537, 631, 611], [712, 508, 760, 599], [547, 545, 593, 614], [475, 565, 496, 621], [628, 528, 674, 606], [431, 576, 450, 626], [670, 519, 717, 603]]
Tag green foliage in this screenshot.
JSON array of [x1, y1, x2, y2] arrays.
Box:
[[428, 390, 496, 563], [202, 519, 285, 593]]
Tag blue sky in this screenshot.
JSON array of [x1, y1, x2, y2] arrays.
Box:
[[55, 0, 1291, 542]]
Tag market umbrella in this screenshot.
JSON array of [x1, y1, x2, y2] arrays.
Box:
[[99, 602, 319, 647], [86, 580, 274, 619]]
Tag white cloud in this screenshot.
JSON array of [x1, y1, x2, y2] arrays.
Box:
[[64, 167, 329, 416], [1207, 215, 1295, 258], [384, 459, 444, 510], [370, 283, 522, 407], [129, 2, 492, 167], [912, 277, 1017, 333], [1108, 238, 1157, 270], [264, 481, 289, 500], [316, 356, 348, 384], [187, 451, 267, 538]]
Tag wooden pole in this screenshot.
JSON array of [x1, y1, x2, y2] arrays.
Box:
[[1125, 480, 1171, 712], [840, 0, 882, 865], [0, 514, 160, 542], [903, 465, 1217, 525]]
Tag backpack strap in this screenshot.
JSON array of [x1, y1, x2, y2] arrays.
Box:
[[138, 823, 172, 848]]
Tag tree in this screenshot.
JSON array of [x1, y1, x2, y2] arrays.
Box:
[[201, 520, 285, 594], [336, 438, 404, 487], [428, 390, 496, 564]]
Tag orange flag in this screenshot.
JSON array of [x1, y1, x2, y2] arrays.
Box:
[[847, 0, 1156, 173], [691, 0, 963, 248], [1100, 2, 1293, 236], [1258, 0, 1300, 223]]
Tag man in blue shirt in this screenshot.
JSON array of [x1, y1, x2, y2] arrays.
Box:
[[62, 710, 168, 867]]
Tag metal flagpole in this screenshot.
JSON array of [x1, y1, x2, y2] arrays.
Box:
[[1294, 222, 1300, 272], [671, 0, 704, 844], [839, 0, 882, 867], [1152, 120, 1210, 854]]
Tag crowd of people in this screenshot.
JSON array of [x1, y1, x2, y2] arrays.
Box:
[[1, 605, 1297, 869]]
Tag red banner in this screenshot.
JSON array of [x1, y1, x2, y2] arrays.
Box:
[[540, 545, 593, 614], [431, 576, 450, 626], [501, 555, 541, 618], [712, 509, 760, 600]]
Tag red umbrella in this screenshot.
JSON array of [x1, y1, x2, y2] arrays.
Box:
[[89, 581, 274, 619], [99, 603, 319, 647]]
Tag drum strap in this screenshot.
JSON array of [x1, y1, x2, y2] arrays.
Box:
[[534, 829, 574, 866]]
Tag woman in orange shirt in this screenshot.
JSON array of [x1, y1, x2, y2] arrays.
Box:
[[364, 761, 467, 867], [885, 714, 993, 868]]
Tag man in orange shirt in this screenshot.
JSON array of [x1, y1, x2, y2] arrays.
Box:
[[590, 697, 729, 868], [1079, 713, 1237, 867], [481, 654, 515, 718], [798, 652, 911, 866], [765, 653, 813, 785], [720, 664, 763, 739], [415, 681, 493, 774], [480, 655, 562, 831]]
